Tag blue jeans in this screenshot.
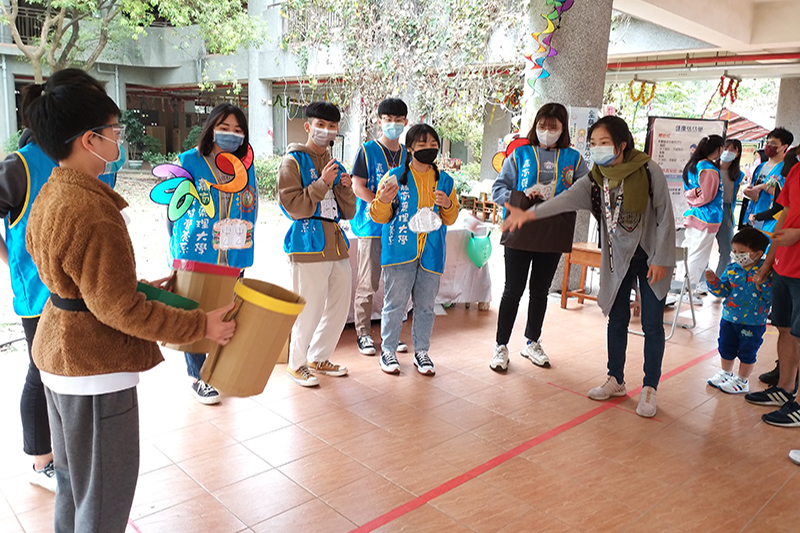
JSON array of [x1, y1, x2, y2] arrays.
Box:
[[381, 260, 441, 353], [772, 273, 800, 338], [185, 352, 206, 380], [714, 203, 734, 278], [607, 246, 666, 389]]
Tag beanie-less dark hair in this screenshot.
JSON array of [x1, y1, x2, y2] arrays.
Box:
[[22, 68, 120, 162], [399, 123, 440, 186], [732, 226, 770, 253], [682, 134, 724, 187], [197, 103, 250, 159], [377, 98, 408, 118], [305, 101, 341, 123]]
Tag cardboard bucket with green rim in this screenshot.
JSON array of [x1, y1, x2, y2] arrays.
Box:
[[200, 278, 305, 397], [163, 259, 241, 354]]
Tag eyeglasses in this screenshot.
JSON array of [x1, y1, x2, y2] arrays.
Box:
[[64, 123, 127, 145]]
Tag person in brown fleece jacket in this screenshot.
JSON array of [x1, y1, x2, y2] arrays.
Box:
[[22, 69, 236, 533], [278, 102, 356, 387]]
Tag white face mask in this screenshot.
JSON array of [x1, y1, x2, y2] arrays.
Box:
[[310, 126, 338, 147], [536, 129, 562, 147], [732, 251, 756, 267]]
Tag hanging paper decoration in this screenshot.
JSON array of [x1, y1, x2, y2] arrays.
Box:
[[628, 80, 656, 106], [719, 75, 740, 104], [701, 75, 740, 119], [524, 0, 576, 88]]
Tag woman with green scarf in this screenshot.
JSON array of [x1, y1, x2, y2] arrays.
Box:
[[503, 116, 676, 418]]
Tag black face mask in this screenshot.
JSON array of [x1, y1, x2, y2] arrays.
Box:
[[412, 148, 438, 165]]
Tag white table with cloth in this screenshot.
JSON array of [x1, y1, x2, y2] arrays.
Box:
[[344, 211, 492, 323]]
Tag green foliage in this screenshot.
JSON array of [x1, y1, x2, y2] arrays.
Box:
[[604, 78, 781, 149], [282, 0, 523, 136], [183, 126, 202, 152], [120, 110, 160, 160], [0, 0, 264, 83], [3, 130, 22, 154], [451, 162, 482, 197], [142, 151, 179, 166], [253, 155, 282, 200]]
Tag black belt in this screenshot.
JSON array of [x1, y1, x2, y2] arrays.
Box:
[[50, 294, 89, 312]]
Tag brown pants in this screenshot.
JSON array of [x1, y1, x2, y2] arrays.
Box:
[[354, 237, 382, 336]]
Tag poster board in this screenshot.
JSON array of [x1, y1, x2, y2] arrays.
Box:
[[645, 117, 727, 227], [568, 106, 599, 166]]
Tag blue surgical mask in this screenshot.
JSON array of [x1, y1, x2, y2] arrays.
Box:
[[382, 122, 405, 140], [720, 150, 736, 163], [590, 146, 616, 166], [214, 131, 244, 152], [106, 144, 126, 174]]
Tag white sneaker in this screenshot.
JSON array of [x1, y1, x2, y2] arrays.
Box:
[[588, 376, 627, 400], [520, 341, 550, 368], [789, 450, 800, 466], [413, 350, 435, 375], [707, 370, 734, 389], [719, 375, 750, 394], [636, 386, 657, 418], [680, 294, 703, 306], [490, 345, 509, 372], [30, 461, 57, 493]]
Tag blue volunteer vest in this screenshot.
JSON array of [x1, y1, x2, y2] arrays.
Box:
[[380, 167, 454, 275], [352, 140, 407, 238], [281, 151, 350, 255], [683, 160, 724, 227], [744, 161, 785, 233], [512, 145, 582, 196], [5, 143, 116, 317], [169, 148, 258, 268]]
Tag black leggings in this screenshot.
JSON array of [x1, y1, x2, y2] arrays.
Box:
[[495, 248, 562, 346], [20, 316, 51, 456]]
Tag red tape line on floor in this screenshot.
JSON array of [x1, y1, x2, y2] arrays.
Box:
[[351, 348, 718, 532]]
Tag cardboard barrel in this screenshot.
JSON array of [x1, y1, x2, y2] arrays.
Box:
[[200, 279, 305, 397], [163, 259, 241, 354]]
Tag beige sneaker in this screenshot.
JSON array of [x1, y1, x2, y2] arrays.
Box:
[[588, 376, 627, 400], [636, 386, 657, 418], [308, 360, 348, 377], [287, 365, 320, 387]]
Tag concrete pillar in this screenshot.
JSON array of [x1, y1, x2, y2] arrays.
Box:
[[776, 77, 800, 145], [247, 0, 275, 157], [522, 0, 614, 292], [248, 75, 275, 157], [480, 104, 512, 180], [0, 55, 17, 149]]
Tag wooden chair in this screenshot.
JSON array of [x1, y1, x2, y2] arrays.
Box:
[[474, 193, 498, 225]]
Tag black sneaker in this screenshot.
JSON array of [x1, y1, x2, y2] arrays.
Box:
[[763, 401, 800, 427], [397, 341, 409, 353], [191, 380, 220, 405], [357, 335, 376, 356], [745, 385, 794, 407], [759, 360, 780, 386], [380, 351, 400, 374], [413, 350, 435, 375]]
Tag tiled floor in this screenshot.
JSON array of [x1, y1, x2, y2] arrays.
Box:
[[1, 293, 799, 532]]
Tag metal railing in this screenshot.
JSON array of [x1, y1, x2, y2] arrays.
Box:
[[1, 6, 46, 46], [284, 5, 344, 43]]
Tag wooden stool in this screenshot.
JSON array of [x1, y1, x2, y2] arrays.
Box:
[[560, 242, 601, 309]]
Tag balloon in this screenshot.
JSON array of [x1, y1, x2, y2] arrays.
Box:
[[467, 231, 492, 269]]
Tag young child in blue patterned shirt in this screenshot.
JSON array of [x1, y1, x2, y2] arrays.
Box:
[[704, 227, 773, 394]]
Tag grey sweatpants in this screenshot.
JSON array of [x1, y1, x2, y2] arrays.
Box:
[[44, 386, 140, 533]]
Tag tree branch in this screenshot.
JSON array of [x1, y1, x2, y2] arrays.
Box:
[[82, 6, 120, 72]]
